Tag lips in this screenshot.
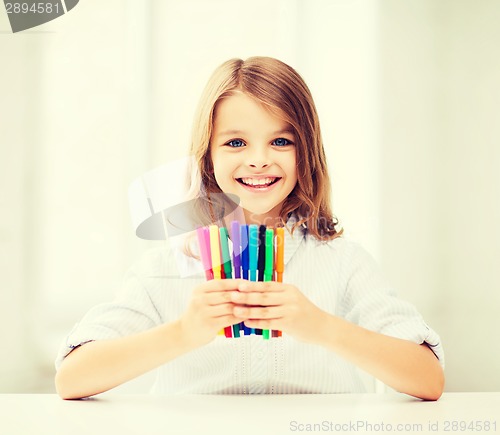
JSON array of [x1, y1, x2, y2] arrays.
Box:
[[236, 177, 281, 188]]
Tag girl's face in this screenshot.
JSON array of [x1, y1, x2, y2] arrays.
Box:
[[210, 92, 298, 226]]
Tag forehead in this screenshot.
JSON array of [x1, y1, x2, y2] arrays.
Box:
[[213, 92, 291, 134]]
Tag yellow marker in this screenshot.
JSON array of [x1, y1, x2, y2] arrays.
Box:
[[209, 225, 225, 336]]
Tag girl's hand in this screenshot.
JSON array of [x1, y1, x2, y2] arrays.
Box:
[[179, 279, 243, 348], [231, 281, 327, 343]]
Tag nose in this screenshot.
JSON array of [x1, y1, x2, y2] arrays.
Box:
[[247, 145, 270, 169]]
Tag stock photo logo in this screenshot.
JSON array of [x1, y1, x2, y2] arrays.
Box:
[[3, 0, 78, 32]]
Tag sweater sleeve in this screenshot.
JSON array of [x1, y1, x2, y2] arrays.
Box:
[[54, 250, 166, 371], [338, 241, 445, 368]]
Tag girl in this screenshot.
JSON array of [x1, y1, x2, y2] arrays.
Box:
[[55, 57, 444, 400]]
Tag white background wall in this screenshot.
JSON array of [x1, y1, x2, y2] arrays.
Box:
[[378, 0, 500, 392], [0, 0, 498, 393]]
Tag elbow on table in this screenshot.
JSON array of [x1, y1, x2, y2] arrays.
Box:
[[419, 368, 445, 401], [55, 370, 74, 400], [54, 369, 90, 400]]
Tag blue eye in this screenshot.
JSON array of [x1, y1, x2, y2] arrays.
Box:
[[227, 139, 245, 148], [273, 138, 292, 147]]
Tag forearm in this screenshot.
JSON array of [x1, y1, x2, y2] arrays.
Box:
[[314, 312, 444, 400], [55, 320, 194, 400]]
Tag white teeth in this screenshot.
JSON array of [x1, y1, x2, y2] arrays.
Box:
[[240, 177, 276, 186]]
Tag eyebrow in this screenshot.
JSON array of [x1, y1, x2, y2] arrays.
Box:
[[215, 129, 295, 137]]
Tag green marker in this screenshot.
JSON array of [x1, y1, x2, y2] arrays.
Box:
[[219, 227, 232, 279], [220, 227, 240, 338], [264, 228, 274, 281], [263, 228, 274, 339]]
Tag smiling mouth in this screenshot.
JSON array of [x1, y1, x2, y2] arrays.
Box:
[[236, 177, 281, 188]]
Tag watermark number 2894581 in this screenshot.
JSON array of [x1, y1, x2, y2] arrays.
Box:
[[3, 0, 79, 33]]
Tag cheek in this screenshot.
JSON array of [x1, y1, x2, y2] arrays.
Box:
[[211, 165, 225, 189], [211, 154, 237, 187], [210, 151, 223, 176], [213, 152, 239, 172], [285, 158, 298, 184], [287, 172, 298, 192]]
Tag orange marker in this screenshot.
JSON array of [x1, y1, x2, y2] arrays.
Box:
[[275, 227, 285, 337], [276, 227, 284, 282]]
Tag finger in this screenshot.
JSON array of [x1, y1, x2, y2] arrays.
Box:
[[198, 279, 246, 293], [215, 315, 245, 329], [237, 280, 286, 293], [230, 290, 281, 306], [203, 290, 239, 305], [197, 312, 243, 332], [204, 302, 237, 318], [244, 319, 282, 330], [233, 305, 284, 319]]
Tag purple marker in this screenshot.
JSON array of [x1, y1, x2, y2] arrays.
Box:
[[231, 221, 241, 278], [240, 225, 249, 280]]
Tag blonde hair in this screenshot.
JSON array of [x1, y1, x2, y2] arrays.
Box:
[[189, 56, 342, 241]]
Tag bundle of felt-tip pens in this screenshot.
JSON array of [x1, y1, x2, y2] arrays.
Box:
[[196, 221, 284, 339]]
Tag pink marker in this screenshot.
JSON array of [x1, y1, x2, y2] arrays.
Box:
[[196, 226, 213, 280]]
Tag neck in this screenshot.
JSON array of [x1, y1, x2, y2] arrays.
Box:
[[242, 208, 283, 228], [221, 209, 282, 229], [221, 201, 285, 229]]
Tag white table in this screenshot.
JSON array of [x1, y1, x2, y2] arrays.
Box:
[[1, 392, 499, 435]]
